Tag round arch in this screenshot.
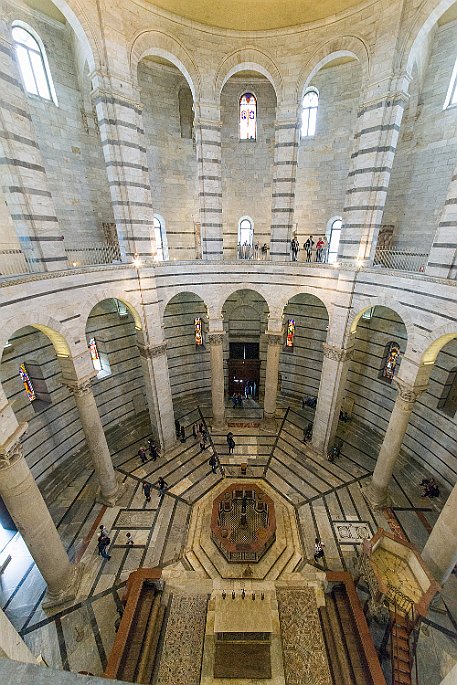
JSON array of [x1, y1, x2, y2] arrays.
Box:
[[420, 326, 457, 366], [130, 30, 200, 100], [349, 298, 414, 343], [297, 35, 369, 101], [81, 289, 143, 334], [215, 47, 283, 99], [0, 315, 72, 360], [46, 0, 100, 72]]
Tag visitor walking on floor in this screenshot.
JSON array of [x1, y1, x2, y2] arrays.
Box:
[[142, 481, 152, 503], [138, 446, 147, 463], [209, 454, 218, 474], [228, 436, 236, 455], [314, 537, 325, 563], [125, 532, 134, 546], [148, 438, 158, 461], [157, 476, 168, 498], [98, 532, 111, 560]]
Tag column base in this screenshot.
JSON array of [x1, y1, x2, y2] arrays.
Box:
[[262, 412, 277, 433], [211, 414, 226, 431], [361, 481, 391, 510], [96, 477, 125, 508], [42, 561, 84, 610]]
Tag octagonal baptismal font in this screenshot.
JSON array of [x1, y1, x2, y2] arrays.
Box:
[[211, 484, 276, 563]]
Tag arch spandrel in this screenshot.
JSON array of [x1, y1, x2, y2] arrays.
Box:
[[348, 299, 414, 360], [420, 326, 457, 367]]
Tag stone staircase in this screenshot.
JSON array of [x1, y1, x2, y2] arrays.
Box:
[[211, 428, 276, 476]]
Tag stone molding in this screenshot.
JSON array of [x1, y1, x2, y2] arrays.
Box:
[[0, 439, 23, 470], [266, 333, 283, 346], [207, 333, 224, 346], [322, 343, 353, 362], [138, 343, 167, 359]]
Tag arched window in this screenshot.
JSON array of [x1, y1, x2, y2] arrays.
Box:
[[12, 22, 57, 104], [301, 88, 319, 137], [328, 218, 342, 263], [239, 216, 254, 245], [239, 93, 257, 140], [154, 215, 168, 261], [444, 58, 457, 109]]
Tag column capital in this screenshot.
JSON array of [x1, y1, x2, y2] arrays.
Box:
[[322, 343, 354, 362], [63, 378, 93, 397], [393, 377, 427, 409], [137, 342, 167, 360], [266, 332, 283, 346], [207, 333, 225, 346], [0, 425, 27, 470]]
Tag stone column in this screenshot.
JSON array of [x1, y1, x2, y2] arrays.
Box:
[[65, 379, 119, 506], [421, 482, 457, 586], [269, 107, 299, 260], [0, 23, 66, 270], [263, 332, 283, 429], [91, 73, 155, 259], [364, 379, 426, 508], [194, 102, 223, 259], [426, 169, 457, 279], [138, 343, 176, 451], [338, 78, 410, 266], [0, 426, 81, 609], [312, 343, 354, 455], [207, 333, 225, 429]]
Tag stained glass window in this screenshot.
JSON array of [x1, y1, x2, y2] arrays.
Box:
[[302, 88, 319, 137], [195, 317, 203, 346], [382, 342, 401, 381], [19, 362, 36, 402], [89, 337, 102, 372], [239, 93, 257, 140], [286, 320, 295, 348], [12, 23, 57, 104]]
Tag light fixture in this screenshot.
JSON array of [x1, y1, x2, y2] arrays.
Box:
[[133, 256, 142, 268]]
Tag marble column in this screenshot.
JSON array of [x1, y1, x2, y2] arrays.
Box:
[[338, 78, 410, 266], [138, 343, 176, 451], [207, 333, 225, 429], [269, 106, 299, 260], [0, 22, 66, 270], [0, 426, 81, 609], [194, 102, 223, 259], [263, 332, 283, 429], [364, 378, 426, 509], [66, 379, 119, 506], [312, 343, 354, 455], [421, 482, 457, 586], [426, 168, 457, 279], [91, 72, 155, 259]]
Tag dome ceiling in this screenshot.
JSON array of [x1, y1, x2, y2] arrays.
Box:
[[145, 0, 367, 31]]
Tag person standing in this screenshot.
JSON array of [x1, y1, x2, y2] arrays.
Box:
[[261, 243, 268, 260], [226, 432, 233, 449], [254, 241, 259, 259], [142, 481, 152, 503], [228, 436, 235, 455], [209, 454, 218, 474], [316, 237, 325, 262], [157, 476, 168, 498], [98, 532, 111, 560], [148, 439, 158, 461], [304, 236, 314, 262], [314, 537, 325, 562], [98, 524, 109, 539], [125, 532, 134, 546], [138, 446, 147, 464], [291, 236, 299, 261]]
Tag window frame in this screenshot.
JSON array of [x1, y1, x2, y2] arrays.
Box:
[[301, 87, 319, 137], [239, 92, 257, 141], [12, 21, 58, 105], [238, 216, 254, 247], [444, 57, 457, 109], [153, 214, 168, 261], [327, 217, 342, 263]]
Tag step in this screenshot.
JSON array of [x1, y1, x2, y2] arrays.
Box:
[[319, 607, 345, 685], [325, 596, 355, 685], [333, 587, 370, 684]]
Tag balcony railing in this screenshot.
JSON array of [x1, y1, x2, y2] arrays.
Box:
[[0, 243, 39, 277], [65, 243, 122, 267], [373, 249, 427, 273]]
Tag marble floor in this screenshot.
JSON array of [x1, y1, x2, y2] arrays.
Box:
[[0, 402, 456, 683]]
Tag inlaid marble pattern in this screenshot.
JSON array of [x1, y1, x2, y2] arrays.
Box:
[[114, 509, 156, 528], [333, 520, 373, 544], [277, 588, 332, 685], [156, 593, 208, 685]]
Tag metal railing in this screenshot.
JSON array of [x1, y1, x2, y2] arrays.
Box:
[[373, 249, 427, 273], [0, 242, 40, 276], [65, 243, 122, 267]]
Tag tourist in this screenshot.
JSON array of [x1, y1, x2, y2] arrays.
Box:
[[157, 476, 168, 498], [98, 532, 111, 561], [303, 423, 312, 442], [316, 237, 325, 262], [228, 436, 236, 455], [125, 532, 133, 546], [98, 524, 109, 539], [291, 236, 299, 261], [314, 537, 325, 562], [261, 243, 268, 260], [138, 446, 147, 463], [422, 478, 440, 498], [304, 235, 314, 262], [148, 438, 158, 461], [209, 454, 218, 474], [142, 481, 152, 503], [226, 431, 233, 448]]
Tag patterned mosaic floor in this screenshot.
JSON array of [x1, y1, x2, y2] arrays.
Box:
[[0, 403, 456, 683]]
